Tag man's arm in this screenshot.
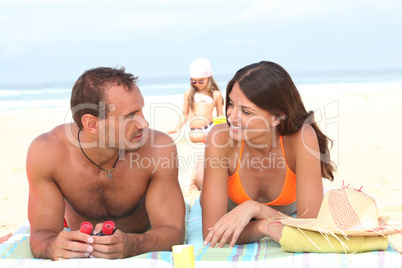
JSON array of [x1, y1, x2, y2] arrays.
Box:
[[27, 133, 93, 260], [90, 131, 185, 258], [131, 133, 185, 255]]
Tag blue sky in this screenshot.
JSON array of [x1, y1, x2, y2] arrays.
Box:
[[0, 0, 401, 84]]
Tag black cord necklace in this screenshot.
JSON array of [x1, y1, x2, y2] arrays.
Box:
[[77, 129, 122, 179]]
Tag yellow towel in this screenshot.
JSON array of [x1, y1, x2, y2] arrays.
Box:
[[280, 226, 388, 253]]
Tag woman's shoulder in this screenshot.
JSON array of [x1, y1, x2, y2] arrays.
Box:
[[284, 124, 319, 155], [206, 123, 231, 148]]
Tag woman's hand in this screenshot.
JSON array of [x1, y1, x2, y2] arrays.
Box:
[[203, 200, 259, 248], [259, 219, 283, 243]]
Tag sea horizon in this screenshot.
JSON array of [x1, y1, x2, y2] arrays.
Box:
[[1, 68, 402, 111]]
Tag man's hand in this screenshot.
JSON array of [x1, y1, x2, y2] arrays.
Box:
[[90, 227, 133, 259], [48, 230, 94, 261]]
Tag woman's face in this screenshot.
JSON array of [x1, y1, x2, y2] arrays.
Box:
[[227, 82, 278, 143], [191, 77, 209, 91]]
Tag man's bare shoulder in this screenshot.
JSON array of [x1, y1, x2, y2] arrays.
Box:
[[30, 124, 74, 148], [133, 128, 178, 179], [27, 124, 76, 182], [142, 128, 176, 153], [27, 124, 77, 166]]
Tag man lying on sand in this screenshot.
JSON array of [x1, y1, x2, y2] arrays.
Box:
[[26, 67, 185, 260]]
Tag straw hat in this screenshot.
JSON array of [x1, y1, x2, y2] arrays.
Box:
[[279, 188, 401, 236], [189, 58, 214, 78]]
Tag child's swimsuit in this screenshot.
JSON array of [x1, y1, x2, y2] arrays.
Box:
[[190, 121, 213, 132], [227, 136, 296, 206], [194, 92, 214, 103], [190, 93, 214, 132]]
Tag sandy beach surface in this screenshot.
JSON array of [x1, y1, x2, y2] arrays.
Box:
[[1, 84, 401, 250]]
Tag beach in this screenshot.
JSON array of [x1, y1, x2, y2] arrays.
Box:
[[1, 83, 401, 250]]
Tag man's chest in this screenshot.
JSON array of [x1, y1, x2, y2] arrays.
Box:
[[59, 167, 150, 221]]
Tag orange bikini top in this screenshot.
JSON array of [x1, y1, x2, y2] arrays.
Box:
[[227, 136, 296, 206]]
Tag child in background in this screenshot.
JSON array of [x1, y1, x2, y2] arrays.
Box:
[[168, 58, 224, 143]]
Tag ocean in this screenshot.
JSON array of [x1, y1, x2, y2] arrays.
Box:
[[1, 69, 401, 111]]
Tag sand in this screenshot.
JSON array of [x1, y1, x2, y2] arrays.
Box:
[[1, 85, 401, 250]]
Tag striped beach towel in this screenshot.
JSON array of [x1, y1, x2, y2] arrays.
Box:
[[0, 199, 401, 267]]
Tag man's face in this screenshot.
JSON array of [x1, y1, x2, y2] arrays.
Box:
[[100, 84, 149, 150]]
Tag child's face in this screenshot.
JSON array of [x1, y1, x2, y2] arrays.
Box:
[[191, 77, 209, 90]]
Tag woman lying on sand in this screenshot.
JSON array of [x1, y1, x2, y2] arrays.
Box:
[[201, 61, 335, 247]]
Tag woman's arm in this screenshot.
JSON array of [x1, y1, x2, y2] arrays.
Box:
[[292, 124, 324, 218], [204, 199, 284, 247], [201, 125, 230, 239]]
